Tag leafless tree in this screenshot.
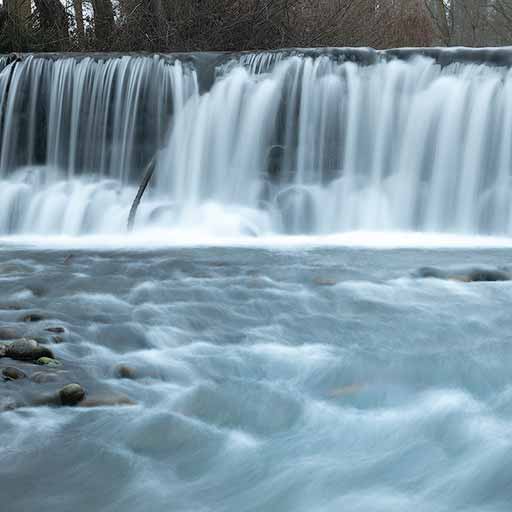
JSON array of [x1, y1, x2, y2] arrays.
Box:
[[91, 0, 114, 48], [0, 0, 511, 52]]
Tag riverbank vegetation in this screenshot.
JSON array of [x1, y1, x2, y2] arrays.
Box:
[[1, 1, 511, 53]]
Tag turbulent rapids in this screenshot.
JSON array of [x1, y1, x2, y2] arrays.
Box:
[[1, 49, 512, 237]]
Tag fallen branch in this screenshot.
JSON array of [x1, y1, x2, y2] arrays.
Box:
[[127, 154, 158, 231]]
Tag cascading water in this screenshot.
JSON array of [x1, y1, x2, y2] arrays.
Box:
[[1, 50, 512, 237], [4, 49, 512, 512]]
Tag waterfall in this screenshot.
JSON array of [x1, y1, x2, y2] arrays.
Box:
[[0, 50, 512, 237]]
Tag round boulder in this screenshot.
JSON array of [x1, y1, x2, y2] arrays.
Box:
[[59, 383, 85, 406]]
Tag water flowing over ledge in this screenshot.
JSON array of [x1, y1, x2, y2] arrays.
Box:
[[1, 48, 512, 240]]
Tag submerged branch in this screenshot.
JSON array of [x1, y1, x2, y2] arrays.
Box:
[[127, 154, 158, 232]]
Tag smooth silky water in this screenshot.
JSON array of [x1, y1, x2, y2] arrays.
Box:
[[1, 49, 512, 511]]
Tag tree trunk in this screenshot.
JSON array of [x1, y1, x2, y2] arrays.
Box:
[[33, 0, 69, 48], [73, 0, 84, 42], [5, 0, 31, 20], [91, 0, 115, 47]]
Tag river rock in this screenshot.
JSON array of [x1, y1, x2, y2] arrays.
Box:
[[36, 357, 61, 367], [467, 269, 511, 282], [19, 313, 46, 323], [416, 266, 512, 282], [5, 339, 54, 361], [2, 367, 26, 381], [114, 364, 137, 380], [31, 371, 60, 384], [59, 383, 86, 406], [46, 327, 65, 334]]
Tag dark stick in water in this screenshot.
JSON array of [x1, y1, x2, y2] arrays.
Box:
[[127, 154, 158, 231]]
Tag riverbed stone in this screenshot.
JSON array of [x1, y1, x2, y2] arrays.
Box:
[[46, 327, 65, 334], [416, 266, 512, 282], [114, 364, 137, 380], [59, 383, 86, 406], [6, 338, 54, 361], [2, 367, 26, 381], [36, 357, 61, 367], [19, 313, 46, 323], [31, 371, 60, 384]]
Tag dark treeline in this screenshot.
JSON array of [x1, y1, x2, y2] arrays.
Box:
[[1, 1, 511, 53]]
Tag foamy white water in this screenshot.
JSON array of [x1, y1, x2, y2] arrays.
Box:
[[1, 52, 512, 237]]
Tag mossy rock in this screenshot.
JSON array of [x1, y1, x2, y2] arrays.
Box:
[[36, 357, 62, 367], [59, 383, 85, 406]]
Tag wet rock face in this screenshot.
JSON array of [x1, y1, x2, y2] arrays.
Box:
[[59, 384, 86, 406], [4, 339, 54, 361]]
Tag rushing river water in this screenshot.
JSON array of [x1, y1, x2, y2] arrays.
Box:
[[1, 242, 512, 511], [2, 47, 512, 511]]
